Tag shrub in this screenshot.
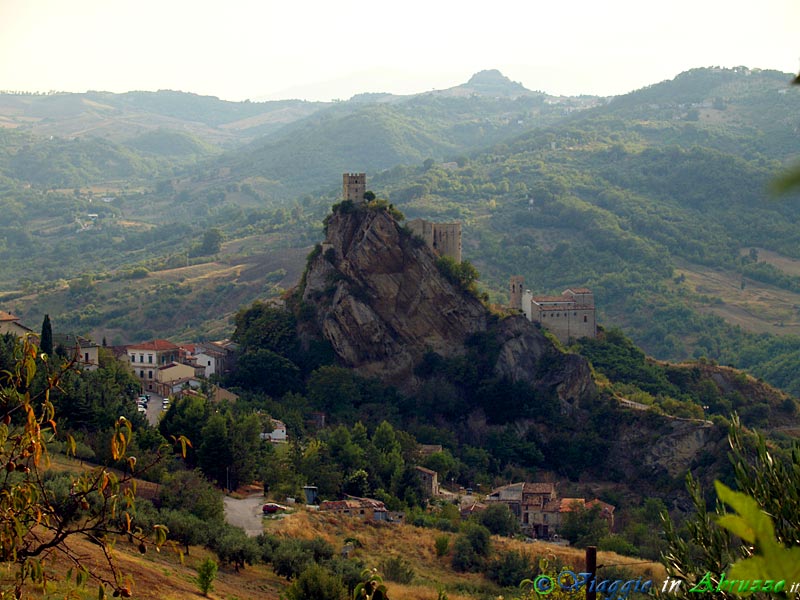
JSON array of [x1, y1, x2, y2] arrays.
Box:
[[598, 534, 639, 556], [451, 536, 483, 572], [434, 534, 450, 557], [195, 557, 218, 596], [379, 555, 415, 584], [284, 563, 347, 600], [486, 550, 531, 587], [478, 502, 520, 536]]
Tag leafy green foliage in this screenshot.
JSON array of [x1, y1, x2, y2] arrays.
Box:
[[558, 504, 610, 548], [353, 568, 390, 600], [451, 523, 492, 572], [435, 256, 480, 296], [285, 563, 348, 600], [0, 336, 171, 598], [195, 557, 218, 596], [434, 534, 451, 557], [715, 481, 800, 582], [661, 418, 800, 596], [485, 550, 532, 587], [477, 503, 520, 537]]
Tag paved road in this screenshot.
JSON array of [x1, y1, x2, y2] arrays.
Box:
[[223, 494, 265, 537], [137, 393, 167, 427]]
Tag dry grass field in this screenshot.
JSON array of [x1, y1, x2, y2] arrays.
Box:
[[676, 252, 800, 336], [6, 463, 665, 600]]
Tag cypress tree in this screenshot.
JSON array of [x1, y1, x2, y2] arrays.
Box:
[[40, 314, 53, 355]]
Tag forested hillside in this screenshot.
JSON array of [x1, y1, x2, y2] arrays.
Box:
[[3, 67, 800, 395]]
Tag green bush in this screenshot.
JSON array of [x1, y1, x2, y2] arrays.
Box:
[[434, 534, 450, 557], [195, 557, 218, 596], [272, 539, 313, 580], [284, 563, 347, 600], [485, 550, 531, 587], [379, 555, 415, 584]]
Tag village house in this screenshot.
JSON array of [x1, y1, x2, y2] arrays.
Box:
[[418, 444, 444, 457], [0, 311, 34, 337], [154, 376, 202, 399], [53, 333, 100, 371], [125, 339, 180, 391], [260, 419, 288, 443], [179, 342, 230, 378], [414, 466, 439, 498], [319, 496, 388, 522]]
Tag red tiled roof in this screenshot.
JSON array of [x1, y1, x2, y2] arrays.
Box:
[[0, 310, 19, 322], [559, 498, 585, 512], [126, 339, 179, 351], [564, 288, 592, 294], [157, 362, 185, 371], [586, 498, 615, 513]]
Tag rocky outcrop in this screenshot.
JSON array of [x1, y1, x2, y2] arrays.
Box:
[[493, 315, 594, 412], [301, 207, 595, 400]]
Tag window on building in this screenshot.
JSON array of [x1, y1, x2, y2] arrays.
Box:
[[139, 354, 144, 363], [148, 370, 153, 379], [84, 353, 90, 363], [148, 355, 153, 364], [139, 370, 144, 378], [584, 315, 588, 322]]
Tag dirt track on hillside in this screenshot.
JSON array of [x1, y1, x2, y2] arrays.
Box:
[[224, 493, 265, 537]]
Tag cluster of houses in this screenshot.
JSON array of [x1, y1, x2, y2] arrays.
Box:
[[479, 482, 614, 538], [316, 478, 614, 541], [120, 338, 237, 401], [1, 310, 294, 441]]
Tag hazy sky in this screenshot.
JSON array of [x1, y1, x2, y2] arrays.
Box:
[[1, 0, 797, 102]]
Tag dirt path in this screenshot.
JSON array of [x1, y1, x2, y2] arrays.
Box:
[[223, 494, 265, 537]]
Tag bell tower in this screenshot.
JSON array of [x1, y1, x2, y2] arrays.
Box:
[[510, 276, 524, 311]]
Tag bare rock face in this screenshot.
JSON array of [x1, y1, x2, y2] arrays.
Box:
[[493, 316, 594, 412], [301, 207, 595, 400]]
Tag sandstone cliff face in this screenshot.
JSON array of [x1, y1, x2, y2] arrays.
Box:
[[301, 207, 594, 402]]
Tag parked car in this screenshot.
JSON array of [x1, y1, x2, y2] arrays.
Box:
[[262, 503, 287, 514]]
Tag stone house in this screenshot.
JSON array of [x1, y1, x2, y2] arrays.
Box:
[[510, 278, 597, 344], [319, 496, 388, 521], [415, 466, 439, 497]]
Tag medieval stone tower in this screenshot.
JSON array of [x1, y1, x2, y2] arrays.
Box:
[[343, 173, 367, 202], [407, 219, 462, 263], [509, 276, 524, 311]]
